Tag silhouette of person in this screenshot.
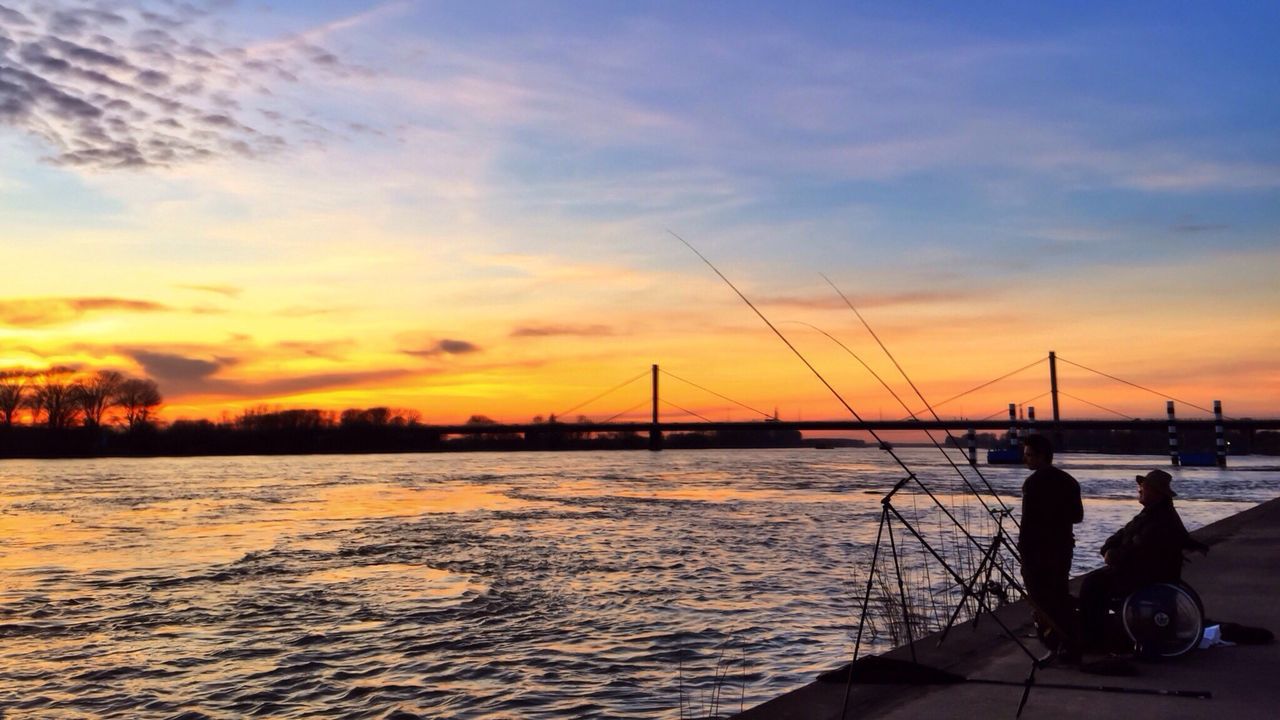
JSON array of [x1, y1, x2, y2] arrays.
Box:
[[1018, 433, 1083, 661], [1079, 469, 1207, 651]]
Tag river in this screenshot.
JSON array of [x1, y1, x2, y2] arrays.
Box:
[[0, 449, 1275, 718]]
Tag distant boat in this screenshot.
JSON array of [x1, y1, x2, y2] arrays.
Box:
[[1178, 452, 1219, 467], [814, 442, 835, 450], [987, 447, 1023, 464]]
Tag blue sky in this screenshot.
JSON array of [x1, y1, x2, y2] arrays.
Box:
[[1, 0, 1277, 420]]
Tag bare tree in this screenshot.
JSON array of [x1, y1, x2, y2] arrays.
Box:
[[28, 368, 79, 429], [0, 370, 28, 427], [75, 370, 125, 428], [115, 378, 163, 429]]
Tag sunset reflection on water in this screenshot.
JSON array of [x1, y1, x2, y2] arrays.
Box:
[[0, 450, 1273, 718]]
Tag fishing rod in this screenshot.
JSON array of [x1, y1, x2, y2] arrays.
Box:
[[816, 275, 1045, 667], [672, 232, 1036, 626], [821, 274, 1017, 523], [778, 321, 912, 423], [902, 357, 1048, 419], [815, 273, 1106, 717], [670, 231, 914, 479], [783, 319, 1019, 535], [781, 318, 987, 630], [672, 232, 999, 555], [671, 233, 1068, 720], [782, 317, 1025, 626]]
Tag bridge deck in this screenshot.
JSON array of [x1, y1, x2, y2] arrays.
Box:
[[427, 418, 1280, 434]]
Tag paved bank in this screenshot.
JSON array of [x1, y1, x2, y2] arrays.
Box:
[[736, 496, 1280, 720]]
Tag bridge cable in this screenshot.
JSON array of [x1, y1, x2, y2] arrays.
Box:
[[1058, 391, 1134, 420], [674, 234, 1045, 700], [674, 231, 1027, 599], [556, 370, 650, 420], [902, 357, 1048, 420], [1054, 356, 1228, 418], [660, 399, 715, 423], [784, 319, 1015, 523], [820, 275, 1016, 522], [599, 400, 650, 424], [978, 391, 1050, 421], [659, 369, 774, 420]]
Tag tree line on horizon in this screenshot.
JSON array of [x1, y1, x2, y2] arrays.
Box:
[[0, 367, 162, 430], [0, 376, 806, 458], [0, 365, 604, 434]]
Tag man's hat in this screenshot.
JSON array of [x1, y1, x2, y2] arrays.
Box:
[[1136, 468, 1176, 496]]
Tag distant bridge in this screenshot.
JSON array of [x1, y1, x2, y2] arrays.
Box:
[[436, 354, 1279, 463], [428, 418, 1280, 435]]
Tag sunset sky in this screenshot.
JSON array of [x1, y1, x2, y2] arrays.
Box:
[[2, 0, 1277, 424]]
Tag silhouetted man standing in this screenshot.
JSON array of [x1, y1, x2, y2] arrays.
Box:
[[1018, 434, 1083, 661]]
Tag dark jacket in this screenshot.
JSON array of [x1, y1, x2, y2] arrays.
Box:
[[1018, 465, 1084, 563], [1099, 499, 1195, 585]]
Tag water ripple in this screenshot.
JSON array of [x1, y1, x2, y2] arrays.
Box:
[[0, 450, 1274, 717]]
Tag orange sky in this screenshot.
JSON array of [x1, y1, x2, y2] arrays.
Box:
[[3, 254, 1275, 425], [2, 2, 1277, 426]]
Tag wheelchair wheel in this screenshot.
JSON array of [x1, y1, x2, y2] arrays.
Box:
[[1122, 583, 1204, 657]]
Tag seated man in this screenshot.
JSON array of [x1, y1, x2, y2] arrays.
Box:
[[1080, 469, 1207, 651]]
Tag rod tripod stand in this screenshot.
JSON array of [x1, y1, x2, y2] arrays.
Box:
[[838, 476, 1066, 719], [673, 236, 1209, 716], [835, 485, 1211, 718]]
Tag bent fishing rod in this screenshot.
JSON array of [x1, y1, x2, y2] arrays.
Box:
[[671, 232, 1031, 599], [820, 274, 1018, 526], [783, 318, 1019, 537], [783, 318, 1027, 636], [670, 233, 1075, 720]]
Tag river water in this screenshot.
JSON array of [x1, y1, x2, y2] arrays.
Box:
[[0, 449, 1275, 718]]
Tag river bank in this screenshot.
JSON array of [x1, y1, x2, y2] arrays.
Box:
[[735, 495, 1280, 719]]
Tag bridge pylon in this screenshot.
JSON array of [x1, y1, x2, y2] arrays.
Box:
[[649, 364, 663, 451]]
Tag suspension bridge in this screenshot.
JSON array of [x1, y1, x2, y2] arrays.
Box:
[[426, 351, 1280, 462]]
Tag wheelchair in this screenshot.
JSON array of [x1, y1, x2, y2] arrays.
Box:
[[1118, 582, 1205, 657]]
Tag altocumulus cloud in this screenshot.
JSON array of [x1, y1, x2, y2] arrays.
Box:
[[0, 0, 350, 169]]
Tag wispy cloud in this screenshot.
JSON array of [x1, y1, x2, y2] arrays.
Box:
[[510, 323, 615, 338], [0, 296, 169, 326], [118, 345, 413, 399], [0, 0, 352, 169], [203, 368, 418, 399], [274, 339, 355, 361], [275, 305, 350, 318], [759, 290, 977, 311], [469, 253, 656, 288], [244, 0, 412, 55], [177, 283, 242, 297], [402, 338, 482, 358], [1172, 222, 1230, 234], [124, 347, 227, 383], [380, 16, 1280, 202]]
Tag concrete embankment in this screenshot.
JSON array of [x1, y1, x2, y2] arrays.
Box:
[[736, 496, 1280, 720]]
